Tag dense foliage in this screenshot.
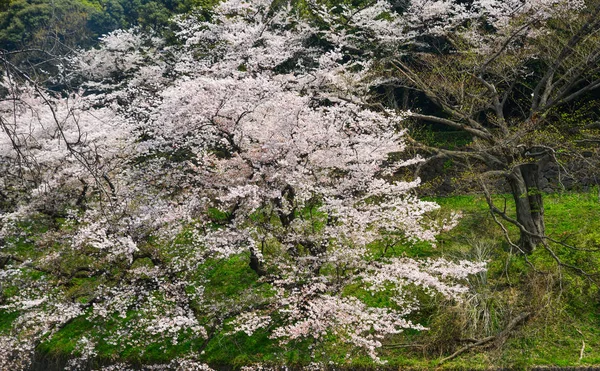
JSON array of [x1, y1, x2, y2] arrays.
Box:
[[0, 0, 213, 50]]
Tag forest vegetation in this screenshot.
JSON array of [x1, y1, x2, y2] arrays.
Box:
[[0, 0, 599, 370]]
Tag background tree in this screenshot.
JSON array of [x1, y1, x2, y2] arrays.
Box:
[[0, 0, 220, 88], [301, 0, 600, 254]]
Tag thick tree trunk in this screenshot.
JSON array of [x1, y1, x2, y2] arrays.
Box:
[[508, 163, 545, 254]]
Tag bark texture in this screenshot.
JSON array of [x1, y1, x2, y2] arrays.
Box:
[[509, 163, 545, 254]]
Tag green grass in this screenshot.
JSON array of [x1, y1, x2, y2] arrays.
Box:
[[38, 317, 95, 357], [394, 190, 600, 369], [18, 190, 600, 368], [0, 311, 19, 334]]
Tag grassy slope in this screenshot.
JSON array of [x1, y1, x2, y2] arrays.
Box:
[[2, 191, 599, 369], [411, 191, 600, 370]]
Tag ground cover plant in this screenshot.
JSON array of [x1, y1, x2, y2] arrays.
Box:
[[1, 0, 599, 370], [2, 190, 599, 370]]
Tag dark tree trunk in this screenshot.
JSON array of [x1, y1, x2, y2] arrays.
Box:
[[249, 248, 266, 276], [508, 163, 545, 254]]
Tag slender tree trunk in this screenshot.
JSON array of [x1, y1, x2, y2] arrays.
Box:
[[508, 163, 545, 254]]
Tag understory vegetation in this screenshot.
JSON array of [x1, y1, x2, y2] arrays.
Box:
[[2, 191, 599, 370]]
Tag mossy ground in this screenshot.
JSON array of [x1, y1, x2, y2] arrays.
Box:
[[3, 190, 599, 369]]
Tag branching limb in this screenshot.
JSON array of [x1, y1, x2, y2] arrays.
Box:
[[405, 135, 504, 168], [479, 177, 599, 282], [531, 3, 600, 112], [408, 112, 493, 141], [390, 60, 494, 140], [437, 312, 531, 365]]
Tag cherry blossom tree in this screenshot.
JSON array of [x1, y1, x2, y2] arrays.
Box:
[[304, 0, 600, 254], [396, 0, 600, 255], [0, 0, 488, 368]]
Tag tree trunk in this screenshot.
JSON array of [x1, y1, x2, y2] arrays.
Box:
[[249, 248, 266, 276], [508, 163, 545, 254]]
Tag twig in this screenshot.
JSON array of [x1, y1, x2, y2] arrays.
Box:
[[575, 328, 585, 362], [438, 312, 530, 365], [382, 343, 425, 349]]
